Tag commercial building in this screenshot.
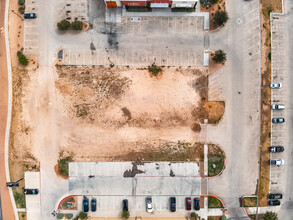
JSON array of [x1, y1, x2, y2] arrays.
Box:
[[105, 0, 198, 10]]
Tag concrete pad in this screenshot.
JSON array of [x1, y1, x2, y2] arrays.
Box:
[[24, 172, 41, 220]]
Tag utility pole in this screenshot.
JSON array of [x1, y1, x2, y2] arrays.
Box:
[[11, 10, 24, 21]]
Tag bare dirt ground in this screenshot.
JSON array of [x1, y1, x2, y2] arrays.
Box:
[[53, 66, 211, 161], [8, 0, 40, 207]]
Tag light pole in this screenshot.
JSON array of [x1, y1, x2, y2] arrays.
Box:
[[11, 10, 24, 21]]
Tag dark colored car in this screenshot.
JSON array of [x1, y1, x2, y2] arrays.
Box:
[[268, 193, 283, 200], [268, 200, 281, 206], [91, 198, 96, 212], [23, 189, 39, 195], [272, 118, 285, 123], [6, 182, 19, 187], [194, 197, 200, 210], [123, 199, 128, 212], [170, 197, 176, 212], [186, 197, 191, 210], [24, 13, 37, 19], [269, 146, 284, 153], [83, 197, 89, 212]]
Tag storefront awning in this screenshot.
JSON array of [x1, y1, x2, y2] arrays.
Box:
[[173, 3, 192, 7], [150, 3, 169, 7]]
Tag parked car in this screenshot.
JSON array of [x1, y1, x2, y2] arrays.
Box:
[[91, 198, 96, 212], [83, 197, 89, 212], [269, 159, 284, 166], [123, 199, 128, 212], [170, 197, 176, 212], [24, 13, 37, 19], [271, 104, 285, 110], [269, 146, 284, 153], [270, 83, 282, 88], [272, 118, 285, 123], [6, 182, 19, 187], [194, 197, 200, 210], [268, 193, 283, 200], [268, 200, 281, 206], [23, 189, 39, 195], [146, 197, 153, 213], [186, 197, 191, 210]]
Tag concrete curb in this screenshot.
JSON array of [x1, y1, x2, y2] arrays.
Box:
[[4, 0, 19, 219]]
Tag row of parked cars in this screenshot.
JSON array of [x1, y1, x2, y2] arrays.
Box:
[[269, 83, 285, 206], [268, 193, 282, 206], [146, 196, 200, 212], [270, 82, 285, 166], [83, 196, 201, 213]]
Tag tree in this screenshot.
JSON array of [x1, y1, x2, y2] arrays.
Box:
[[264, 211, 278, 220], [18, 54, 29, 66], [190, 212, 199, 220], [71, 20, 83, 31], [57, 19, 71, 31], [79, 211, 87, 219], [214, 10, 229, 26], [122, 210, 130, 219], [212, 50, 227, 64]]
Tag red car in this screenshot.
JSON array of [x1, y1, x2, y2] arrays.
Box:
[[186, 197, 192, 210]]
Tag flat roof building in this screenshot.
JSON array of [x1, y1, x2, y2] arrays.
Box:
[[104, 0, 198, 10]]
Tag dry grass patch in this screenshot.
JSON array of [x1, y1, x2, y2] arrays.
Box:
[[257, 0, 281, 206], [243, 197, 257, 207]]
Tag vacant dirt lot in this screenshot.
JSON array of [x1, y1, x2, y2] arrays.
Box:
[[53, 66, 211, 161]]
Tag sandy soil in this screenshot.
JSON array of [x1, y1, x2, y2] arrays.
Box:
[[8, 0, 40, 204], [40, 66, 208, 161]]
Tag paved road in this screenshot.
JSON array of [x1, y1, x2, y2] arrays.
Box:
[[208, 0, 261, 218], [0, 0, 16, 219], [276, 0, 293, 219]]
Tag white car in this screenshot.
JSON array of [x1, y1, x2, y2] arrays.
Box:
[[146, 197, 153, 212], [271, 104, 285, 110], [269, 159, 284, 166], [270, 83, 282, 88]]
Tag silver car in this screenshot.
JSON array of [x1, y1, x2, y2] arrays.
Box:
[[146, 197, 153, 212], [271, 104, 285, 110]]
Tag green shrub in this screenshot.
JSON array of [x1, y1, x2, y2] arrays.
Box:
[[19, 6, 25, 14], [58, 156, 72, 177], [71, 20, 83, 31], [57, 213, 64, 219], [214, 10, 229, 26], [66, 213, 73, 219], [17, 51, 22, 57], [148, 64, 162, 76], [122, 211, 130, 219], [264, 211, 278, 220], [18, 54, 29, 66], [57, 19, 71, 31], [14, 192, 26, 208], [268, 52, 271, 60], [212, 49, 227, 64], [18, 0, 25, 5], [190, 212, 199, 219], [79, 212, 87, 219]]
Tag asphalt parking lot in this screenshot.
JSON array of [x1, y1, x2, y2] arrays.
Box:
[[24, 172, 41, 219], [66, 162, 201, 217], [23, 0, 40, 55], [60, 1, 206, 66], [270, 15, 287, 194]]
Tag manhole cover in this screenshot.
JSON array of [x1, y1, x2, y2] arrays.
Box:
[[237, 18, 243, 24]]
